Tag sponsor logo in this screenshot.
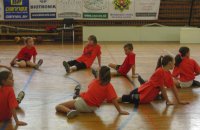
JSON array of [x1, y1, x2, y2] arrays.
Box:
[[11, 0, 23, 5], [113, 0, 131, 12]]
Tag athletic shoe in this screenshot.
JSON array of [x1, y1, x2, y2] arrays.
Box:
[[73, 85, 81, 99], [16, 91, 25, 104], [138, 75, 146, 85], [63, 61, 70, 73], [67, 110, 78, 119], [35, 59, 43, 69]]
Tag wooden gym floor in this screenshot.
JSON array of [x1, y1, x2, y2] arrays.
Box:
[[0, 42, 200, 130]]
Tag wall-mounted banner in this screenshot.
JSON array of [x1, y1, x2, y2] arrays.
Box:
[[0, 0, 3, 20], [109, 0, 135, 20], [134, 0, 160, 20], [83, 0, 109, 19], [4, 0, 29, 20], [57, 0, 82, 19], [30, 0, 56, 19]]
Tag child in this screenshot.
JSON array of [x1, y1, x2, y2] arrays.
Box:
[[10, 37, 43, 69], [108, 43, 136, 78], [63, 35, 101, 73], [173, 47, 200, 88], [56, 66, 129, 119], [0, 71, 27, 126], [118, 55, 189, 106]]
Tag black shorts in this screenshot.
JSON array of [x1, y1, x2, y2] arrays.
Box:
[[122, 88, 140, 105], [67, 60, 86, 70]]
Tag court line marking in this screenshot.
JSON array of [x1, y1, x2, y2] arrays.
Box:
[[117, 106, 138, 130], [22, 69, 36, 91]]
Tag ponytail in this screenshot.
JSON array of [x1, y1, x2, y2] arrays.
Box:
[[156, 55, 173, 70], [175, 47, 190, 67], [156, 56, 164, 70]]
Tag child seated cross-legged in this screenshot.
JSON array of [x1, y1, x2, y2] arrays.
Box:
[[10, 37, 43, 69], [118, 55, 189, 106], [55, 66, 129, 119]]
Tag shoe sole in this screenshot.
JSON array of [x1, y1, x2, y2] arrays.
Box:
[[63, 61, 70, 73], [67, 111, 78, 119]]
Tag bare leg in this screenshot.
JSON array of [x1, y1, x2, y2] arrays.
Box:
[[55, 100, 76, 114], [16, 60, 26, 68], [26, 61, 37, 68], [108, 63, 118, 69]]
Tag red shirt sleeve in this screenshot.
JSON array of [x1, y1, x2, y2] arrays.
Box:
[[17, 48, 25, 59], [8, 88, 18, 110], [128, 53, 135, 65], [106, 84, 117, 102]]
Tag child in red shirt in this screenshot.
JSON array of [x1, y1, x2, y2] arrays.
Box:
[[108, 43, 136, 77], [10, 37, 43, 69], [56, 66, 129, 119], [0, 71, 27, 126], [173, 47, 200, 88], [118, 55, 189, 106], [63, 35, 101, 73]]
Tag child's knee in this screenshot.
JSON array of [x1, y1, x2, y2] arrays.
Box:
[[108, 63, 113, 67], [55, 105, 60, 111]]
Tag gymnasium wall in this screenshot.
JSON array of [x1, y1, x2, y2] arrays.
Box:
[[83, 26, 181, 42]]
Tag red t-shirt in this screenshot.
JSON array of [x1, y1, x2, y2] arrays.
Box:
[[0, 86, 18, 121], [76, 44, 101, 68], [80, 79, 117, 107], [118, 52, 135, 75], [17, 46, 37, 61], [172, 58, 200, 82], [138, 67, 173, 104]]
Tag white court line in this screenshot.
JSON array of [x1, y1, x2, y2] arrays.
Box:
[[163, 49, 175, 56]]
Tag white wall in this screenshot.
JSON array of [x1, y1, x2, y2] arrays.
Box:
[[83, 26, 181, 42], [180, 27, 200, 44]]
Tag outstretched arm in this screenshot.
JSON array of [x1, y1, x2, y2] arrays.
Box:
[[33, 56, 36, 63], [12, 109, 27, 126], [97, 55, 101, 67], [160, 86, 174, 105], [112, 98, 129, 115]]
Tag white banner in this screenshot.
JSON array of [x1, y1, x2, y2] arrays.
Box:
[[30, 0, 56, 19], [134, 0, 160, 20], [57, 0, 82, 19], [109, 0, 135, 20], [0, 0, 3, 20], [83, 0, 109, 19]]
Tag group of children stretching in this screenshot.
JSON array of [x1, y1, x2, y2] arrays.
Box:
[[0, 35, 199, 126]]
